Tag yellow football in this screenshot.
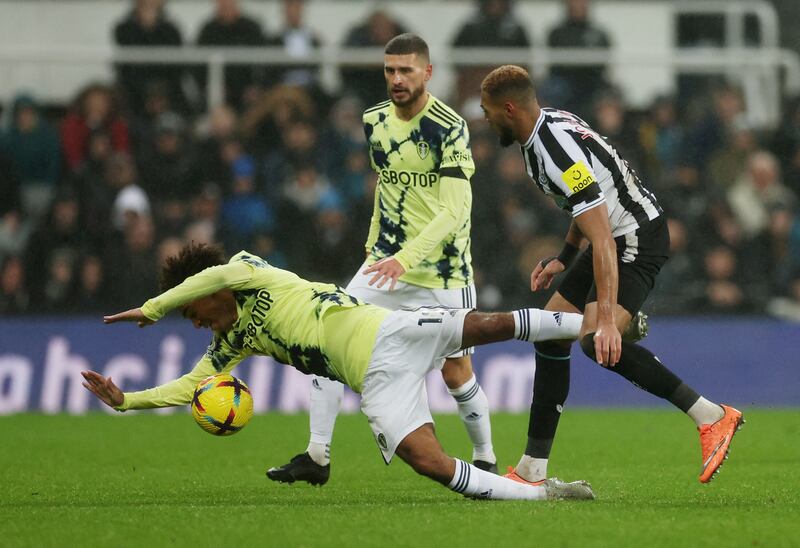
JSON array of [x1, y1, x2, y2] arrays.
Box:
[[191, 374, 254, 436]]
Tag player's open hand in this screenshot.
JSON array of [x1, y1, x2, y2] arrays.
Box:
[[593, 320, 622, 367], [363, 257, 406, 291], [103, 308, 154, 328], [81, 370, 124, 408], [531, 258, 565, 292]]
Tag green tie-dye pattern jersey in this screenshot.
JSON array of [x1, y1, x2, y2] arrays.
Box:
[[363, 94, 475, 289], [120, 252, 389, 410]]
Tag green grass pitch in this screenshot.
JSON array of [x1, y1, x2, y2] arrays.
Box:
[[1, 409, 797, 548]]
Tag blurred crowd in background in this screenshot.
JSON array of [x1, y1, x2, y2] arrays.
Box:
[[1, 0, 799, 320]]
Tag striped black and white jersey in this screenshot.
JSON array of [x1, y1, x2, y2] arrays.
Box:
[[521, 107, 662, 237]]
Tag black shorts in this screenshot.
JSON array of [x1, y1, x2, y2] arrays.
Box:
[[557, 217, 670, 315]]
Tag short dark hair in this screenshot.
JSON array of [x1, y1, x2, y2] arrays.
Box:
[[160, 242, 226, 292], [384, 33, 430, 63], [481, 65, 536, 101]]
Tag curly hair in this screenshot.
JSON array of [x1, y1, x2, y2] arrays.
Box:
[[160, 242, 227, 292], [480, 65, 536, 100]]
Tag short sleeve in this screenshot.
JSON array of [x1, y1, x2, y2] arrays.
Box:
[[538, 123, 605, 217]]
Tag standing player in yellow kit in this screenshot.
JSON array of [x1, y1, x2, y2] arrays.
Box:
[[266, 34, 584, 485]]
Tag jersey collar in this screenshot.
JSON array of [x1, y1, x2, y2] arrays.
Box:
[[522, 109, 545, 149], [390, 93, 434, 124]]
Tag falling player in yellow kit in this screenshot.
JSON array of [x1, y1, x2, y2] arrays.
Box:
[[267, 33, 524, 484], [82, 243, 594, 501]]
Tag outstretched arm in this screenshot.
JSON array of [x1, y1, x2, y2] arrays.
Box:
[[103, 308, 154, 327], [140, 261, 254, 322], [81, 354, 235, 411]]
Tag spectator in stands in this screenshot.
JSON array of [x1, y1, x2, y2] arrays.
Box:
[[185, 183, 222, 245], [220, 155, 274, 251], [0, 150, 33, 264], [108, 215, 159, 307], [25, 190, 85, 303], [61, 84, 130, 173], [451, 0, 530, 108], [72, 254, 110, 313], [767, 270, 800, 321], [651, 218, 702, 314], [728, 151, 796, 239], [452, 0, 530, 48], [137, 111, 194, 203], [546, 0, 612, 112], [263, 119, 326, 199], [69, 130, 117, 244], [242, 84, 316, 154], [657, 162, 711, 235], [638, 95, 683, 187], [335, 143, 370, 203], [341, 9, 408, 106], [0, 93, 61, 219], [196, 0, 269, 109], [194, 104, 239, 188], [322, 96, 365, 183], [772, 98, 800, 198], [311, 191, 358, 284], [107, 153, 152, 231], [278, 164, 338, 275], [467, 129, 501, 276], [114, 0, 185, 113], [128, 80, 178, 161], [763, 205, 800, 295], [591, 90, 644, 170], [683, 84, 744, 174], [41, 248, 78, 313], [695, 245, 754, 314], [270, 0, 323, 91], [0, 256, 29, 315], [707, 119, 757, 190]]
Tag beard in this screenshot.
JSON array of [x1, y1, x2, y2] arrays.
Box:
[[389, 84, 425, 108], [497, 124, 515, 147]]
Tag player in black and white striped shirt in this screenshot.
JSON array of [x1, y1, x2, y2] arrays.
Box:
[[480, 65, 743, 486]]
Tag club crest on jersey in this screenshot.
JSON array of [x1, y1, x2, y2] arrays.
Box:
[[416, 141, 430, 159]]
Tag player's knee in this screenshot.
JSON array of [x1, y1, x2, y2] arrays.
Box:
[[580, 333, 597, 361]]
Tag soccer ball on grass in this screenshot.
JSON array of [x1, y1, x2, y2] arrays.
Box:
[[191, 374, 254, 436]]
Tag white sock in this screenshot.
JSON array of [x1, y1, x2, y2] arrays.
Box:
[[448, 375, 496, 464], [513, 309, 582, 342], [516, 455, 549, 482], [448, 459, 546, 500], [687, 396, 725, 427], [306, 441, 330, 466], [307, 376, 344, 466]]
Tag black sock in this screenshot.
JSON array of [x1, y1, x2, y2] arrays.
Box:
[[526, 341, 571, 458], [579, 334, 695, 405]]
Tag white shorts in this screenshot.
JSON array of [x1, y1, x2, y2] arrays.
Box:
[[346, 261, 477, 357], [360, 307, 470, 464]]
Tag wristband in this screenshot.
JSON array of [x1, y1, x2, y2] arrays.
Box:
[[556, 241, 580, 268]]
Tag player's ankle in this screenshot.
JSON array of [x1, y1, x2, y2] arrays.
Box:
[[516, 454, 548, 482], [687, 397, 725, 427], [472, 448, 496, 465], [306, 441, 330, 466]]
